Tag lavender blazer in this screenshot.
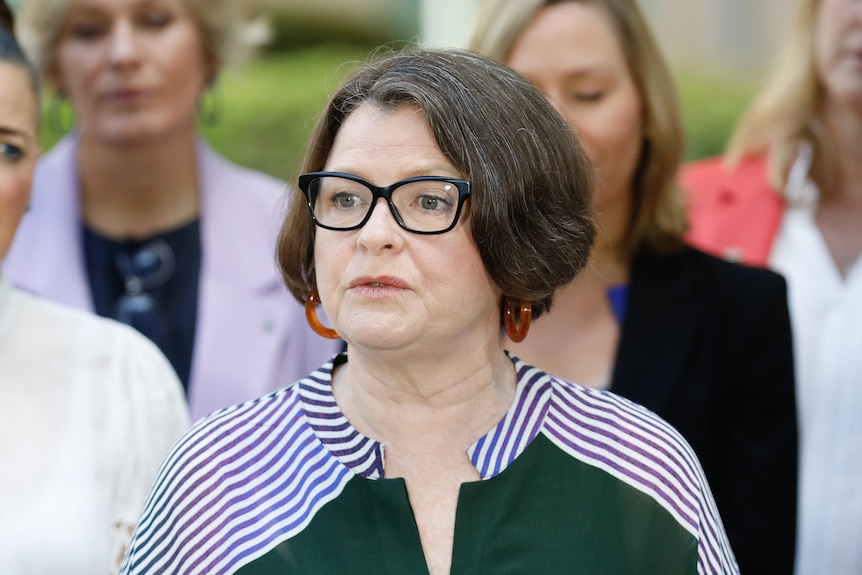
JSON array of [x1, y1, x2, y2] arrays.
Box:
[[5, 135, 341, 421]]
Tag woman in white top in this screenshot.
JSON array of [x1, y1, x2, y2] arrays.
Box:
[[0, 7, 189, 573], [681, 0, 862, 573]]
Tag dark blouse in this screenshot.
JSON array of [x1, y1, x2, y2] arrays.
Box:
[[83, 219, 201, 390]]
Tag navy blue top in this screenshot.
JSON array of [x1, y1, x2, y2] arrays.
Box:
[[607, 284, 629, 324], [83, 219, 201, 391]]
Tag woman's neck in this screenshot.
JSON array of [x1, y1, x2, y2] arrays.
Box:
[[77, 131, 202, 239], [334, 340, 517, 453], [814, 101, 862, 275], [820, 99, 862, 199]]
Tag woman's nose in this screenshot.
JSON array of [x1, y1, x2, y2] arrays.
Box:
[[107, 20, 141, 66], [356, 198, 404, 253]]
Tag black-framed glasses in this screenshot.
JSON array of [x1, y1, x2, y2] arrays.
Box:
[[114, 239, 175, 340], [298, 172, 472, 235]]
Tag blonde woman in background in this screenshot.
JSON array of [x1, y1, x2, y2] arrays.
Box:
[[1, 5, 189, 572], [470, 1, 798, 573], [5, 0, 341, 421], [681, 0, 862, 572]]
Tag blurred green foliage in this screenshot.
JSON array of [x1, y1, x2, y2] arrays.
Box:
[[201, 44, 366, 181], [263, 8, 415, 53], [38, 46, 761, 181], [675, 67, 759, 161]]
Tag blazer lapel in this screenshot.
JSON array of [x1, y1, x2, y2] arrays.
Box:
[[610, 246, 704, 414], [4, 135, 93, 311], [186, 142, 292, 418]]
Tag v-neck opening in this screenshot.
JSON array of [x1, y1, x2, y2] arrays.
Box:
[[298, 352, 554, 481]]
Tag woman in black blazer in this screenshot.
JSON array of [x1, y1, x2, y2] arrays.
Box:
[[470, 1, 798, 574]]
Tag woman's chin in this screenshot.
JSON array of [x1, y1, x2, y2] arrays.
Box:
[[339, 316, 417, 352]]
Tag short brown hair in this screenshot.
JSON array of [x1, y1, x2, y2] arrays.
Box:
[[469, 0, 688, 256], [278, 47, 595, 318]]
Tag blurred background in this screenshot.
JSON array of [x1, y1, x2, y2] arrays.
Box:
[[9, 0, 794, 181]]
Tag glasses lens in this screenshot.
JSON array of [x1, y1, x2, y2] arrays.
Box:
[[391, 180, 462, 233], [311, 176, 374, 229]]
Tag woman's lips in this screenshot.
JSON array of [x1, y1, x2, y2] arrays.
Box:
[[348, 276, 411, 297], [104, 89, 148, 105], [349, 276, 410, 289]]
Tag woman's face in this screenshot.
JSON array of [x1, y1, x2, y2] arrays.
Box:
[[815, 0, 862, 109], [53, 0, 211, 146], [313, 103, 502, 353], [507, 1, 643, 215], [0, 63, 39, 262]]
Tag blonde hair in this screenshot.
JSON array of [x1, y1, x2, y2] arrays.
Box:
[[469, 0, 687, 256], [18, 0, 255, 91], [724, 0, 826, 192]]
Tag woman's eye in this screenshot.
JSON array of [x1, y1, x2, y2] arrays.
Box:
[[139, 10, 172, 28], [0, 143, 24, 163], [66, 20, 105, 39], [417, 192, 455, 213], [572, 91, 605, 103], [419, 196, 441, 210], [333, 192, 361, 208]]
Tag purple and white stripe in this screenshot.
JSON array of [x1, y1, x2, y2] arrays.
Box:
[[119, 362, 355, 575], [468, 361, 552, 479], [301, 376, 385, 479]]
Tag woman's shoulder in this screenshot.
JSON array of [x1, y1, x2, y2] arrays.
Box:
[[153, 374, 318, 481], [13, 288, 164, 361], [118, 374, 354, 574], [545, 378, 711, 497], [13, 289, 185, 389], [545, 374, 693, 454], [6, 289, 189, 451], [635, 244, 787, 301], [682, 247, 789, 319], [682, 245, 786, 291], [540, 375, 737, 571]]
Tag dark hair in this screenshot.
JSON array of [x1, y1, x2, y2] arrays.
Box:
[[278, 47, 596, 318], [0, 0, 39, 94]]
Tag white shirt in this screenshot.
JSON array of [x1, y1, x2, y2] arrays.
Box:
[[0, 273, 190, 575], [769, 155, 862, 575]]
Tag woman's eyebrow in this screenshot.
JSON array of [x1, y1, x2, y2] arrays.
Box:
[[0, 126, 32, 141]]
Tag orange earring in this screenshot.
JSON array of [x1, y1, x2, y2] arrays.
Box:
[[504, 298, 532, 343], [305, 289, 340, 339]]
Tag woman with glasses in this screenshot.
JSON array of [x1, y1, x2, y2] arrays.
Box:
[[119, 48, 738, 575], [3, 0, 341, 421], [682, 1, 862, 572], [468, 1, 798, 573], [1, 6, 188, 573]]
